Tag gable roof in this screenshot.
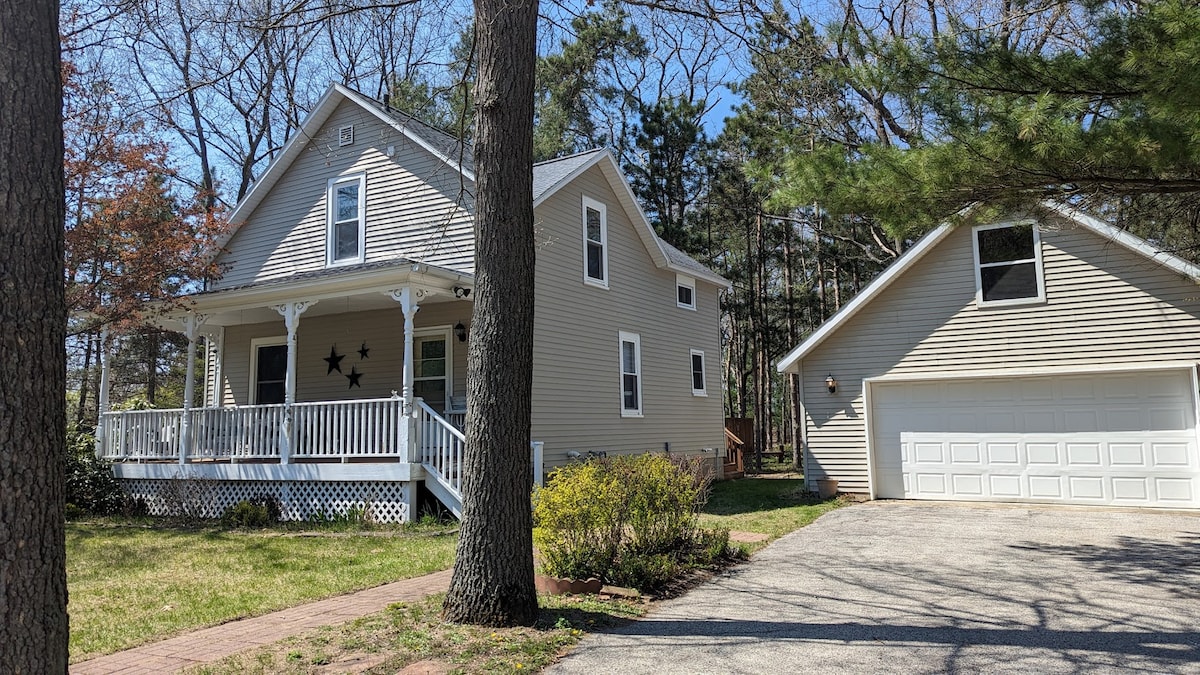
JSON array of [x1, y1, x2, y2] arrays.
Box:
[[215, 83, 728, 289], [776, 202, 1200, 374]]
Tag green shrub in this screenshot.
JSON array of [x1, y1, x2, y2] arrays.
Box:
[[220, 495, 282, 527], [533, 453, 732, 593], [65, 426, 124, 515]]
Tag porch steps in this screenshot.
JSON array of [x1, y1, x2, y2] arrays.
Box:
[[421, 470, 463, 519]]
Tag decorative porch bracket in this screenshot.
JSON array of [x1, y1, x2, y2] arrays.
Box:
[[271, 300, 316, 464], [386, 287, 421, 463], [177, 313, 209, 465], [93, 327, 113, 458]]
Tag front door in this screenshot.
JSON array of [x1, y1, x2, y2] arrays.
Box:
[[413, 334, 449, 413], [254, 343, 288, 405]]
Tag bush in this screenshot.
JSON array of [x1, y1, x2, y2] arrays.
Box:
[[65, 426, 124, 515], [533, 453, 732, 593], [220, 495, 282, 527]]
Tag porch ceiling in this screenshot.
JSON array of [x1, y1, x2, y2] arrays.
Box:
[[157, 260, 473, 330]]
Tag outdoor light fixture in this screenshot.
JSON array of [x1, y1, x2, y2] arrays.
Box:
[[825, 374, 838, 394], [453, 286, 471, 298], [454, 322, 467, 342]]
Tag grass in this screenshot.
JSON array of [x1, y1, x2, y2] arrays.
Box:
[[67, 519, 458, 662], [69, 477, 845, 670], [699, 478, 845, 548], [187, 592, 646, 674]]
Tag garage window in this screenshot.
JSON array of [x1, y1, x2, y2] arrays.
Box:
[[973, 222, 1045, 306]]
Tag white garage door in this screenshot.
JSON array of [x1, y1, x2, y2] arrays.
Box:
[[870, 369, 1200, 507]]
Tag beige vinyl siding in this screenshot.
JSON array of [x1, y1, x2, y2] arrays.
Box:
[[214, 99, 475, 289], [801, 216, 1200, 492], [218, 303, 469, 406], [530, 165, 725, 468]]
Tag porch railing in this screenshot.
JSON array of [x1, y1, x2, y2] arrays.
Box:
[[292, 398, 405, 460], [190, 404, 286, 460], [100, 409, 183, 461], [417, 400, 464, 501]]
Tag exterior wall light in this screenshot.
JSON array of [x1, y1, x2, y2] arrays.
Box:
[[453, 285, 471, 298], [825, 374, 838, 394], [454, 322, 468, 342]]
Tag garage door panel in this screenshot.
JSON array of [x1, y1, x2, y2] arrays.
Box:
[[871, 370, 1199, 508]]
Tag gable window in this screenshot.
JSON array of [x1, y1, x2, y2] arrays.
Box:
[[676, 275, 696, 310], [973, 221, 1045, 306], [690, 349, 706, 396], [327, 175, 365, 266], [583, 196, 608, 288], [618, 331, 642, 416]]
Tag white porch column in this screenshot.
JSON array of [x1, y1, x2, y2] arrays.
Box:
[[93, 327, 113, 458], [200, 326, 225, 407], [178, 314, 208, 465], [271, 300, 315, 464], [387, 287, 421, 462]]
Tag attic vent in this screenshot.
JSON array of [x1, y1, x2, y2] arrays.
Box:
[[338, 125, 354, 147]]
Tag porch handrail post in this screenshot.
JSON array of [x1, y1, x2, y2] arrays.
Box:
[[272, 300, 315, 464], [94, 327, 113, 458], [178, 314, 208, 465], [387, 287, 421, 463]]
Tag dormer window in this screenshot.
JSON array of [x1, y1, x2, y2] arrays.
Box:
[[973, 221, 1045, 306], [582, 196, 608, 288], [327, 175, 365, 266], [676, 275, 696, 310]]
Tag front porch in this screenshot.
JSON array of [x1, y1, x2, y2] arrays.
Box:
[[90, 261, 522, 521], [101, 397, 471, 518]]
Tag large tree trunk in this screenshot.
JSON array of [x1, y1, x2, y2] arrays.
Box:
[[0, 0, 69, 670], [443, 0, 539, 627]]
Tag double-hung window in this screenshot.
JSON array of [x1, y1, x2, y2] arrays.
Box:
[[583, 196, 608, 288], [327, 175, 365, 266], [972, 221, 1045, 306], [618, 331, 642, 416], [676, 275, 696, 310], [690, 349, 706, 396]]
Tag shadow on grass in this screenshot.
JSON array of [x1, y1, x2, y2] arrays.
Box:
[[702, 478, 824, 516]]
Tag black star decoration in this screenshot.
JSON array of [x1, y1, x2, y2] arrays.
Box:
[[324, 346, 345, 374], [358, 342, 370, 359], [346, 366, 363, 389]]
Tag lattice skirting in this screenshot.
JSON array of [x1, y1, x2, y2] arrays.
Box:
[[119, 478, 412, 523]]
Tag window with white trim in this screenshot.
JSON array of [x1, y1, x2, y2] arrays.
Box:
[[690, 349, 706, 396], [676, 274, 696, 310], [327, 175, 365, 266], [972, 221, 1045, 306], [618, 331, 642, 416], [583, 196, 608, 288]]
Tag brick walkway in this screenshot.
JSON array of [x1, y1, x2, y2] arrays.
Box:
[[72, 569, 453, 674]]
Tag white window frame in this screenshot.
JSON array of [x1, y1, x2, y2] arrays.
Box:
[[676, 274, 697, 310], [618, 331, 643, 417], [326, 174, 366, 267], [971, 220, 1046, 308], [689, 349, 707, 397], [582, 195, 609, 289], [412, 326, 454, 412], [248, 336, 288, 405]]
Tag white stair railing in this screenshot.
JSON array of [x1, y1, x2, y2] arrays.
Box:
[[417, 400, 465, 505]]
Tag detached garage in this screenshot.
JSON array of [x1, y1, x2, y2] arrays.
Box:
[[778, 203, 1200, 509]]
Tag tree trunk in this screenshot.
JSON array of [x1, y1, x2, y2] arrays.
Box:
[[0, 0, 69, 670], [443, 0, 539, 627]]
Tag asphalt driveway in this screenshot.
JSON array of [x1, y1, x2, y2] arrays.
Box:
[[550, 501, 1200, 674]]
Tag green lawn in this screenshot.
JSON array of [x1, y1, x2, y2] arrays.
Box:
[[68, 478, 843, 667], [699, 478, 844, 544], [67, 521, 457, 662]]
